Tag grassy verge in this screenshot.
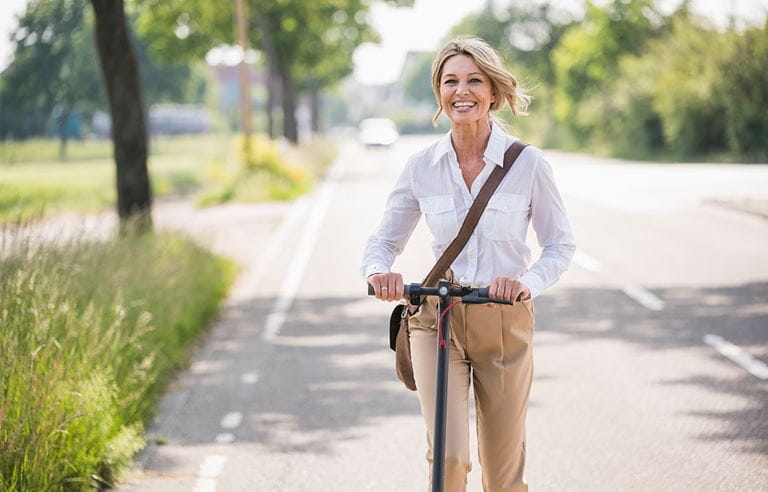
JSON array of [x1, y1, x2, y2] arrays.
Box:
[[0, 134, 338, 223], [0, 227, 235, 490]]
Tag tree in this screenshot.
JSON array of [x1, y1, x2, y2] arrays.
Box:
[[0, 0, 102, 157], [552, 0, 663, 138], [0, 0, 205, 150], [91, 0, 152, 231], [293, 0, 380, 134], [402, 52, 435, 104], [135, 0, 413, 142], [718, 21, 768, 160]]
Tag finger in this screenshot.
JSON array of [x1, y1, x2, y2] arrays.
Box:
[[379, 277, 390, 301], [489, 278, 499, 299], [503, 279, 514, 303], [511, 287, 523, 304], [395, 275, 405, 300], [385, 275, 396, 302], [369, 275, 382, 299]]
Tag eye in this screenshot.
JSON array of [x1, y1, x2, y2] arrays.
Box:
[[470, 78, 483, 83], [442, 78, 457, 85]]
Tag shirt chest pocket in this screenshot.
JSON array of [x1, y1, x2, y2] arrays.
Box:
[[419, 195, 459, 245], [481, 192, 530, 241]]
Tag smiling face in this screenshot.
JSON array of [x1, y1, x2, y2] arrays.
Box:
[[439, 55, 495, 127]]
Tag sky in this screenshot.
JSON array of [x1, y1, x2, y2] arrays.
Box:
[[1, 0, 767, 84]]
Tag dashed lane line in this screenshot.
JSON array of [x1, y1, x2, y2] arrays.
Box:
[[574, 248, 664, 311], [621, 283, 665, 311], [214, 433, 235, 444], [193, 454, 228, 492], [220, 411, 243, 429], [704, 334, 768, 380], [241, 372, 259, 384], [573, 249, 602, 272]]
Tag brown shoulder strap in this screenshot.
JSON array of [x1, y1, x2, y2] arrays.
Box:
[[422, 140, 528, 287]]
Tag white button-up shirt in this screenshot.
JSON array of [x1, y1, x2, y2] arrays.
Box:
[[362, 124, 575, 298]]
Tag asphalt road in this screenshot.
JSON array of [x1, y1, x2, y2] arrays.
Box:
[[120, 135, 768, 491]]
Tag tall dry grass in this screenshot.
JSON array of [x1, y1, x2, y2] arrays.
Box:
[[0, 226, 234, 490]]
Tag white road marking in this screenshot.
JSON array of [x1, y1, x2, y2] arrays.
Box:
[[261, 157, 346, 341], [193, 454, 228, 492], [214, 432, 235, 443], [704, 334, 768, 380], [573, 249, 602, 272], [220, 411, 243, 429], [241, 372, 259, 384], [252, 196, 310, 278], [621, 283, 665, 311]]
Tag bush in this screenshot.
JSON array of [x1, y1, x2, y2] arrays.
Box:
[[197, 134, 335, 206], [0, 228, 235, 490], [718, 23, 768, 161], [647, 18, 728, 156]]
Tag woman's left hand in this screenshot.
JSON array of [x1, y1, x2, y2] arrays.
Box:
[[489, 276, 531, 304]]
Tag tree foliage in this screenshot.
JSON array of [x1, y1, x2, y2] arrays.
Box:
[[552, 0, 663, 138], [718, 21, 768, 160], [135, 0, 413, 141], [0, 0, 99, 141], [0, 0, 206, 145]]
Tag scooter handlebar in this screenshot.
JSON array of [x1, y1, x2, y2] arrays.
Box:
[[366, 282, 491, 299]]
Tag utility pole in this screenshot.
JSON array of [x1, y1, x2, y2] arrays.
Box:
[[234, 0, 252, 150]]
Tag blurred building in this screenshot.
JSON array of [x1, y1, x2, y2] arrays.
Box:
[[91, 104, 213, 138]]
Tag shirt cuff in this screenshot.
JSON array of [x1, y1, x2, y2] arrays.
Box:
[[364, 264, 389, 280], [519, 272, 542, 299]]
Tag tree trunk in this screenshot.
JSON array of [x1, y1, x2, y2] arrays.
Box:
[[257, 15, 279, 139], [90, 0, 152, 232], [280, 64, 298, 144], [309, 79, 320, 135], [57, 106, 70, 161]]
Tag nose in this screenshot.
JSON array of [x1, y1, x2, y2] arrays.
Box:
[[456, 82, 470, 95]]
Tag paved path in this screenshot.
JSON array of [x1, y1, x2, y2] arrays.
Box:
[[109, 137, 768, 491]]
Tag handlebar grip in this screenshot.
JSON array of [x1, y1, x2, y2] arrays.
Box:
[[477, 287, 490, 298], [367, 283, 413, 296]]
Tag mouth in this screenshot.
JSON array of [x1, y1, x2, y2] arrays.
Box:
[[452, 101, 477, 109]]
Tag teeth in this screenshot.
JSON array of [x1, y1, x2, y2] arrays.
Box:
[[453, 102, 476, 108]]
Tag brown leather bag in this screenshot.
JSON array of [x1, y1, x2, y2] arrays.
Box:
[[390, 140, 529, 391]]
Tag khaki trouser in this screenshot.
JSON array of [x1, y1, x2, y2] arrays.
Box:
[[408, 290, 534, 492]]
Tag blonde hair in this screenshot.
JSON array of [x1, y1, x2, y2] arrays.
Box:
[[431, 36, 530, 125]]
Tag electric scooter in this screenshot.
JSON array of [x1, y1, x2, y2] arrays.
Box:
[[368, 281, 520, 492]]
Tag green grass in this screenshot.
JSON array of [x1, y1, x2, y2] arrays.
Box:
[[0, 227, 235, 490], [0, 134, 337, 222]]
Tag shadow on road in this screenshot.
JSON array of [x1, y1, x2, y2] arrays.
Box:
[[148, 282, 766, 466], [534, 281, 768, 455]]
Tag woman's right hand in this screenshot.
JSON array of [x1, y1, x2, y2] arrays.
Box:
[[368, 272, 404, 302]]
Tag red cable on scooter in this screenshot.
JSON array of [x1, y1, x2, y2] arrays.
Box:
[[437, 299, 462, 349]]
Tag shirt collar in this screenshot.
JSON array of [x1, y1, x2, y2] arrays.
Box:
[[483, 122, 507, 167], [430, 130, 454, 166], [430, 122, 508, 167]]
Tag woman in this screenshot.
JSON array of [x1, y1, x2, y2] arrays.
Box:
[[362, 36, 575, 492]]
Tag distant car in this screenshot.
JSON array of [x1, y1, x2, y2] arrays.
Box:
[[358, 118, 399, 147]]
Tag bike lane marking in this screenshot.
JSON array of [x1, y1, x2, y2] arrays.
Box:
[[241, 372, 259, 384], [573, 248, 665, 311], [704, 334, 768, 380], [620, 283, 665, 311], [261, 153, 346, 341], [192, 454, 228, 492]]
